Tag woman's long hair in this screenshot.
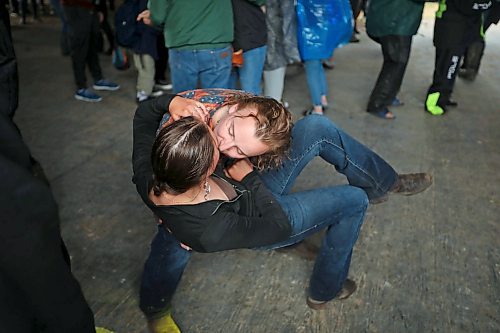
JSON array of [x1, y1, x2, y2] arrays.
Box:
[[151, 117, 216, 196]]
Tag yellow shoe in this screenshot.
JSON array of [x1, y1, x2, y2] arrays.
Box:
[[148, 313, 181, 333], [96, 327, 114, 333]]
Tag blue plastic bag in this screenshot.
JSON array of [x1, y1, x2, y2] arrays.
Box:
[[296, 0, 353, 61], [112, 47, 130, 70]]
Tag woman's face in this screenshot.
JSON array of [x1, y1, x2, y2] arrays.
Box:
[[207, 126, 221, 173], [213, 105, 269, 159]]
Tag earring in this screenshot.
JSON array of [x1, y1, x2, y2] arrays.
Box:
[[203, 180, 211, 201]]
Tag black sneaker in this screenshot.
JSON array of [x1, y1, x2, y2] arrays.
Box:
[[154, 80, 173, 91]]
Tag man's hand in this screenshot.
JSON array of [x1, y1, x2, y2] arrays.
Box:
[[169, 96, 209, 122], [137, 10, 152, 26], [224, 158, 254, 182]]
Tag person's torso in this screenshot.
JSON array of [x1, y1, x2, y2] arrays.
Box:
[[232, 0, 267, 52], [164, 0, 234, 50], [366, 0, 425, 37]]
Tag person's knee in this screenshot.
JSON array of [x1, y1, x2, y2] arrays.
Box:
[[345, 186, 369, 217]]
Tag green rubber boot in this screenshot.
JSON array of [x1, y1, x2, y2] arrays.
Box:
[[148, 313, 181, 333], [95, 327, 114, 333], [425, 92, 445, 116]]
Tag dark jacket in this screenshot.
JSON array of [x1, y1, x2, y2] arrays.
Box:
[[366, 0, 426, 37], [232, 0, 267, 52], [0, 7, 96, 331], [132, 94, 291, 253], [434, 0, 493, 47], [132, 0, 160, 59]]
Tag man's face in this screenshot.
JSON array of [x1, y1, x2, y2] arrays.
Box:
[[213, 105, 269, 159]]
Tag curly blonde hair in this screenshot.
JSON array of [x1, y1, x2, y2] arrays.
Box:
[[223, 94, 293, 170]]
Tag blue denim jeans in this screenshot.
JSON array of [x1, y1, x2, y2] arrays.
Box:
[[139, 115, 398, 316], [139, 225, 192, 319], [168, 46, 232, 94], [229, 46, 267, 95], [304, 59, 328, 106]]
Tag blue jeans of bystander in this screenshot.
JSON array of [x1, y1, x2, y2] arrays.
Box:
[[229, 46, 267, 95], [168, 46, 232, 94], [304, 59, 328, 107]]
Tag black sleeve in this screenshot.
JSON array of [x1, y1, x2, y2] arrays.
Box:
[[197, 172, 291, 252], [132, 94, 177, 203]]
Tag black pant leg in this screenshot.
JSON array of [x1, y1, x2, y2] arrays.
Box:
[[155, 34, 168, 82], [86, 11, 103, 82], [427, 46, 463, 108], [367, 35, 412, 112], [64, 6, 92, 89], [100, 9, 114, 50]]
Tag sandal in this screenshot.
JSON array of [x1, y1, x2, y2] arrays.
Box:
[[391, 97, 404, 107], [303, 107, 325, 116], [368, 108, 395, 120]]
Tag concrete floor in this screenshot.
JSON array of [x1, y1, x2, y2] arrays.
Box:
[[10, 5, 500, 333]]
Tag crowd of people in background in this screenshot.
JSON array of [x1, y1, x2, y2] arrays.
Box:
[[5, 0, 499, 117]]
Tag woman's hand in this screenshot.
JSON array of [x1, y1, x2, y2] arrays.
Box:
[[169, 96, 209, 123], [137, 10, 152, 26], [224, 158, 254, 182]]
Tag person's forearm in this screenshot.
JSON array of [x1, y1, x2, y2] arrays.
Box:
[[132, 94, 176, 196]]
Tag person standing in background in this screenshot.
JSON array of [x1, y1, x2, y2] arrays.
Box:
[[424, 0, 492, 116], [137, 0, 233, 94], [229, 0, 267, 95], [0, 5, 112, 332], [263, 0, 300, 106], [365, 0, 426, 119], [62, 0, 120, 102]]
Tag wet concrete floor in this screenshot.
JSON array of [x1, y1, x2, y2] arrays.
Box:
[[10, 4, 500, 332]]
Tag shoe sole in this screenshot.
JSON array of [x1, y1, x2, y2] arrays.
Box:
[[93, 85, 120, 91], [154, 84, 173, 90], [307, 279, 357, 310], [74, 94, 102, 102], [151, 90, 165, 97]]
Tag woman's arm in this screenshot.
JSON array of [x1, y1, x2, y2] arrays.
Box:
[[132, 94, 177, 202], [132, 94, 210, 202]]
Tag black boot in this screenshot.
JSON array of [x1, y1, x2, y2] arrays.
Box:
[[459, 39, 485, 81]]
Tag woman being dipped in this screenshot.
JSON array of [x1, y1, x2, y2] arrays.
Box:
[[134, 115, 292, 253]]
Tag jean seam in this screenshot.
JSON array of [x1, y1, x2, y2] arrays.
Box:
[[345, 154, 387, 194]]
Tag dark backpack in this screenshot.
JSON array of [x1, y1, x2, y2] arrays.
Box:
[[114, 0, 141, 48]]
